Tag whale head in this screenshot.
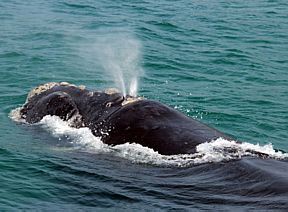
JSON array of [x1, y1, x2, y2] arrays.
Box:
[[19, 82, 143, 125]]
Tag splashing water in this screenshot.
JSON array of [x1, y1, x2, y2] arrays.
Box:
[[10, 114, 284, 167], [9, 108, 288, 167], [81, 31, 143, 97]]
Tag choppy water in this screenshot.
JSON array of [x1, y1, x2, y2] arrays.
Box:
[[1, 0, 288, 210]]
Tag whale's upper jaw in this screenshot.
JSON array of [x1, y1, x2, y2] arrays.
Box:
[[26, 82, 58, 102], [26, 82, 86, 103]]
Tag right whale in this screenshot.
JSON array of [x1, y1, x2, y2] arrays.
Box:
[[19, 82, 233, 155]]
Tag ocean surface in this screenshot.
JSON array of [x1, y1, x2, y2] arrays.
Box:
[[1, 0, 288, 210]]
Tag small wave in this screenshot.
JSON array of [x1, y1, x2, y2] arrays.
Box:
[[62, 2, 97, 10], [39, 116, 288, 166], [10, 112, 288, 167]]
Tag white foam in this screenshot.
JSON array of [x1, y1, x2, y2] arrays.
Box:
[[32, 115, 288, 167], [39, 116, 109, 153]]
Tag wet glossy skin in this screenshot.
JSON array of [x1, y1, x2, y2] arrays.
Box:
[[20, 84, 232, 155]]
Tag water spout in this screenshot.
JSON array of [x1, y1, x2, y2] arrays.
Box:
[[84, 31, 143, 97]]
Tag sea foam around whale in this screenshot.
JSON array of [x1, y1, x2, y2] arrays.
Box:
[[10, 109, 288, 167]]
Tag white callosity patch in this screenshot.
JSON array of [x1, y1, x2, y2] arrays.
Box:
[[26, 82, 86, 103], [9, 107, 26, 123], [104, 88, 121, 95], [121, 96, 144, 106], [28, 115, 288, 167], [26, 82, 59, 102]]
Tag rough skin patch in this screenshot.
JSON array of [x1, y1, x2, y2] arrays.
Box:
[[26, 82, 86, 102], [122, 97, 144, 106], [104, 88, 120, 95]]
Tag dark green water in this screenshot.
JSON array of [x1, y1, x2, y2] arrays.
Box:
[[1, 0, 288, 210]]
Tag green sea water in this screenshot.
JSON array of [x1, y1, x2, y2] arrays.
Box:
[[1, 0, 288, 210]]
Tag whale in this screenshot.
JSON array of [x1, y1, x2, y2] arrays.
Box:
[[19, 82, 232, 155]]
